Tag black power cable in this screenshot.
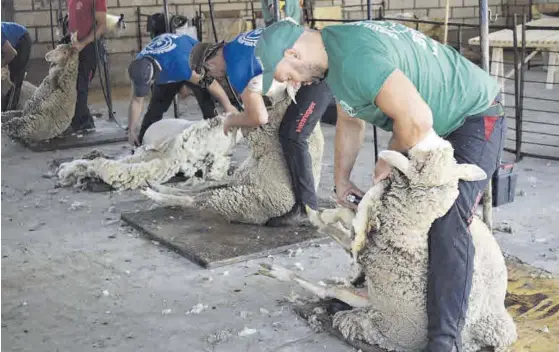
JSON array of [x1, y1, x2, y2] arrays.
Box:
[[92, 0, 127, 131]]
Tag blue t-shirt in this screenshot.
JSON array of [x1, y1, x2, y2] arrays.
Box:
[[223, 29, 264, 94], [136, 33, 198, 85], [1, 22, 27, 47]]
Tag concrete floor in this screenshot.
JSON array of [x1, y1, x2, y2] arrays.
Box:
[[2, 71, 558, 351]]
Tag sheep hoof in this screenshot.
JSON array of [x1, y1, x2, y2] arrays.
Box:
[[333, 308, 379, 345], [350, 271, 366, 288]]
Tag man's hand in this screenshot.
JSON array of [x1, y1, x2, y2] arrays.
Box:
[[335, 179, 365, 210], [72, 41, 85, 52], [128, 125, 140, 146], [373, 157, 392, 184], [223, 114, 235, 136]]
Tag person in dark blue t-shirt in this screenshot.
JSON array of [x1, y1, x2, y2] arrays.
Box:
[[127, 33, 239, 146], [1, 21, 32, 112], [189, 28, 333, 227]]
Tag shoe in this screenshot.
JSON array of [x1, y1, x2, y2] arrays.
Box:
[[61, 115, 96, 136], [265, 203, 309, 227]]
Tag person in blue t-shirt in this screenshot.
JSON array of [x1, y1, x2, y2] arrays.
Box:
[[1, 21, 32, 112], [127, 32, 239, 146], [189, 28, 333, 227]]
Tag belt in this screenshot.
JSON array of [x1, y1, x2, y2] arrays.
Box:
[[468, 95, 505, 119]]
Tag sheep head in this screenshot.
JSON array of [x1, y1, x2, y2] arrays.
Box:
[[376, 129, 488, 232], [45, 32, 79, 66], [379, 130, 487, 188]]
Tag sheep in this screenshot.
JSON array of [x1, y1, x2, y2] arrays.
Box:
[[260, 132, 517, 352], [1, 32, 79, 142], [55, 116, 241, 191], [140, 81, 325, 225], [1, 67, 38, 110]]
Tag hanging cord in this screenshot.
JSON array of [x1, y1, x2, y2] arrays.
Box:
[[92, 0, 127, 130]]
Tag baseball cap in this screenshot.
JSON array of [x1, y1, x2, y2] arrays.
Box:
[[255, 19, 304, 95], [189, 41, 224, 74], [128, 57, 158, 97]]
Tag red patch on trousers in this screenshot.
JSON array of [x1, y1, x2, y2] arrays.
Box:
[[483, 116, 499, 141]]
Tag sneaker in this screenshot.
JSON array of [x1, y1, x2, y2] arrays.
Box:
[[265, 203, 309, 227]]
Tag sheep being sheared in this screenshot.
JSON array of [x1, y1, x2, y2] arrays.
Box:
[[260, 131, 517, 352], [2, 32, 79, 141], [141, 82, 325, 225], [56, 116, 241, 191]]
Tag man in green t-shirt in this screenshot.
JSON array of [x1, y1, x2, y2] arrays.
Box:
[[255, 19, 506, 351]]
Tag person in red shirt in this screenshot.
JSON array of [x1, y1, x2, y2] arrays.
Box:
[[63, 0, 107, 134]]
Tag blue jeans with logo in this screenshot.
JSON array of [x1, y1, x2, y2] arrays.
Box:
[[426, 101, 506, 351]]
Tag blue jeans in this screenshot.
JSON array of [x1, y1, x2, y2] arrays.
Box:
[[426, 100, 506, 351]]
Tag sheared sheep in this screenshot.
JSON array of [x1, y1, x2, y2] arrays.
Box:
[[56, 116, 241, 190], [1, 67, 38, 110], [260, 132, 517, 351], [2, 32, 79, 142], [140, 81, 325, 225]]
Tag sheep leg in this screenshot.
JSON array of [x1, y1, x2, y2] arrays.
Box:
[[145, 181, 192, 196], [140, 187, 195, 207], [146, 180, 231, 196], [1, 110, 22, 122], [259, 264, 369, 308]]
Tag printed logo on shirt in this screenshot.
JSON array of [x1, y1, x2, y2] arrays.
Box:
[[347, 21, 440, 56], [339, 100, 356, 117], [76, 1, 83, 10], [237, 29, 264, 47], [143, 34, 178, 55]]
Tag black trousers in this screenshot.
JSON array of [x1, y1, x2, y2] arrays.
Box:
[[2, 31, 32, 112], [71, 41, 101, 128], [279, 80, 333, 210], [138, 81, 217, 144], [426, 101, 506, 351]]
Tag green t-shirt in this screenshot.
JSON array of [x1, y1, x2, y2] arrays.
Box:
[[261, 0, 303, 26], [321, 21, 501, 136]]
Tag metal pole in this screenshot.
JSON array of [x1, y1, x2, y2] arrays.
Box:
[[163, 0, 171, 33], [479, 0, 493, 230], [208, 0, 218, 42], [365, 0, 379, 163], [519, 13, 527, 161], [136, 7, 142, 52], [272, 0, 281, 22], [250, 1, 256, 29], [457, 24, 462, 54], [479, 0, 490, 72], [513, 14, 521, 161]]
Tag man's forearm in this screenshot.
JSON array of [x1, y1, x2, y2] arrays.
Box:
[[334, 111, 366, 186], [207, 80, 233, 110], [128, 98, 144, 129], [80, 19, 106, 46], [226, 111, 263, 128]]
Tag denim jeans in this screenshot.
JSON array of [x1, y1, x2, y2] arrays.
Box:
[[426, 99, 506, 351]]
